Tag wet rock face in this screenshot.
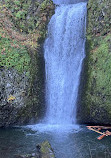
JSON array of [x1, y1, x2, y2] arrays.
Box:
[[77, 0, 111, 124], [0, 68, 29, 127], [0, 69, 29, 107]]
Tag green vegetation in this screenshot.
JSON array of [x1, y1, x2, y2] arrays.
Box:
[[0, 0, 54, 73], [4, 0, 32, 32], [0, 0, 55, 127], [0, 36, 30, 73], [90, 35, 111, 96], [3, 0, 54, 33], [40, 0, 51, 10], [79, 0, 111, 124], [87, 0, 111, 36], [86, 34, 111, 116], [81, 33, 111, 123]]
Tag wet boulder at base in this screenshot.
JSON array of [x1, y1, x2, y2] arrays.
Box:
[[77, 0, 111, 124], [39, 141, 55, 158], [15, 141, 55, 158]]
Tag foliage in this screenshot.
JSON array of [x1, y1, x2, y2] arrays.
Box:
[[83, 34, 111, 123], [0, 36, 30, 73], [0, 0, 55, 48], [4, 0, 32, 32], [2, 0, 54, 34], [0, 0, 54, 74], [40, 0, 51, 10], [79, 0, 111, 124], [87, 0, 111, 36]]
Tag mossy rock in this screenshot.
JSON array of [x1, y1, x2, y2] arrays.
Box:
[[77, 0, 111, 124], [40, 141, 55, 158], [15, 141, 55, 158]]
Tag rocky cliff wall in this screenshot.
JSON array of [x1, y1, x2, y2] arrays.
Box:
[[0, 0, 55, 127], [77, 0, 111, 124]]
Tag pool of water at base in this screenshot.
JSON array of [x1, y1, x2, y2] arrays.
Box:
[[0, 125, 111, 158]]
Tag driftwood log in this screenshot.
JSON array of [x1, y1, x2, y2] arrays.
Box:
[[87, 126, 111, 140]]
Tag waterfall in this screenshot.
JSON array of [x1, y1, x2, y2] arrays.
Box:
[[53, 0, 88, 5], [44, 2, 87, 125]]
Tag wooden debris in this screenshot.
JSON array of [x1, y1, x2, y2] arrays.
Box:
[[97, 134, 106, 140], [87, 126, 111, 140]]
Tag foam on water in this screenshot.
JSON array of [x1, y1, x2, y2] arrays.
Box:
[[25, 123, 80, 134]]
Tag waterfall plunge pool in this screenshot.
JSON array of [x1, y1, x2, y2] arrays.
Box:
[[0, 125, 111, 158]]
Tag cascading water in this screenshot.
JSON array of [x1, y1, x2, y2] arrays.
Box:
[[44, 2, 87, 125], [53, 0, 88, 5]]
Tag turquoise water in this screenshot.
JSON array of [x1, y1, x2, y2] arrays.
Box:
[[0, 125, 111, 158]]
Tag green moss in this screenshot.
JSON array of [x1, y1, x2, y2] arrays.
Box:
[[89, 35, 111, 102], [41, 141, 50, 153], [82, 34, 111, 123], [40, 141, 55, 158], [78, 0, 111, 124], [40, 0, 53, 11], [40, 0, 48, 10]]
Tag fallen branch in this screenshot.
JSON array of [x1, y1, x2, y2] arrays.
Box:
[[87, 126, 111, 140]]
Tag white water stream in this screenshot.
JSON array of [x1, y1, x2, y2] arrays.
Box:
[[44, 2, 87, 125], [27, 1, 87, 132]]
